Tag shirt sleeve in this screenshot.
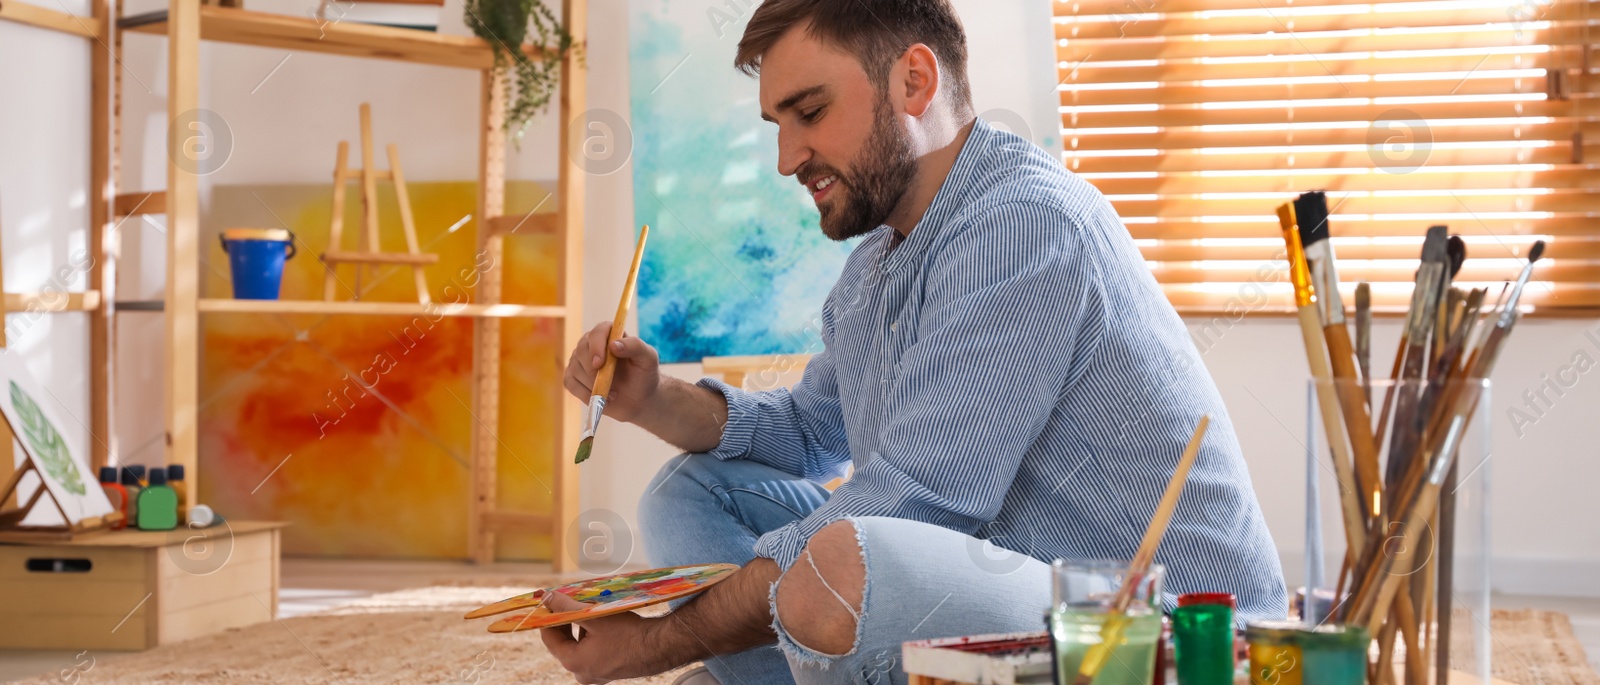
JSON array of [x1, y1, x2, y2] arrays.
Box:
[[751, 201, 1107, 569], [694, 309, 853, 482]]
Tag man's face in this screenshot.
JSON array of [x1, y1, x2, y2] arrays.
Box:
[[759, 25, 919, 241]]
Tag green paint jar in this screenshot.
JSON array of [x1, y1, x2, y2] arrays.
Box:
[[1172, 596, 1234, 685], [136, 467, 179, 531], [1299, 625, 1369, 685]]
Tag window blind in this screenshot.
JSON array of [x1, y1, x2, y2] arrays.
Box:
[[1053, 0, 1598, 315]]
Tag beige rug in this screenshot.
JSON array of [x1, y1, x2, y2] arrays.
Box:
[[14, 582, 1597, 684], [1485, 609, 1600, 685], [14, 578, 697, 685]]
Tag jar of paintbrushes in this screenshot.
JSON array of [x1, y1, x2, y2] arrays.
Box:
[[1276, 190, 1528, 685]]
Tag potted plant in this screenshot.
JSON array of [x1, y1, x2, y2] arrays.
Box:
[[463, 0, 579, 143]]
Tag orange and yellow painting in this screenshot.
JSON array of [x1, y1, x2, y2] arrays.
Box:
[[198, 181, 562, 560]]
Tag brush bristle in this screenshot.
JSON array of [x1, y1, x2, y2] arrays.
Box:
[[1529, 240, 1546, 263], [573, 438, 593, 464], [1421, 225, 1448, 264], [1447, 235, 1466, 278], [1293, 191, 1330, 247], [1356, 282, 1370, 308]]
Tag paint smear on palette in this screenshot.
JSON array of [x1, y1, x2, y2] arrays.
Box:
[[483, 563, 738, 633]]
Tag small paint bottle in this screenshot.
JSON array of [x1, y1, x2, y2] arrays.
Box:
[[1173, 592, 1236, 685], [136, 467, 179, 531], [98, 467, 128, 530], [128, 464, 147, 486], [1299, 625, 1369, 685], [167, 464, 188, 522], [120, 466, 143, 522], [1245, 620, 1303, 685]]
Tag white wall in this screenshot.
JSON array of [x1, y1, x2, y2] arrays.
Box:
[[10, 0, 1597, 595]]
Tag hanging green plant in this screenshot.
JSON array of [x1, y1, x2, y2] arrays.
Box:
[[463, 0, 579, 145]]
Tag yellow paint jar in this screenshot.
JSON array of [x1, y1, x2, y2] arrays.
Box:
[[1245, 620, 1303, 685]]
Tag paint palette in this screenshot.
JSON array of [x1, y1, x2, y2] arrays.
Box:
[[463, 589, 547, 620], [466, 563, 739, 633]]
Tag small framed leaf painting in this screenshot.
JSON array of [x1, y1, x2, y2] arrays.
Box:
[[0, 351, 113, 527]]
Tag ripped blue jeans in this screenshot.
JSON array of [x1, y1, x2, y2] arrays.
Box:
[[640, 453, 1052, 685]]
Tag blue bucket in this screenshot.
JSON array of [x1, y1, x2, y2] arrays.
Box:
[[220, 228, 297, 300]]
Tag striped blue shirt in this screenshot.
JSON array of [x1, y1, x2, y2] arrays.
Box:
[[698, 118, 1287, 620]]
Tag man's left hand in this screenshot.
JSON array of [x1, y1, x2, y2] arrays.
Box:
[[539, 592, 681, 685]]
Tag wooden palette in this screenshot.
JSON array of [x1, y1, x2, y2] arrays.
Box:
[[467, 563, 739, 633], [462, 588, 547, 620]]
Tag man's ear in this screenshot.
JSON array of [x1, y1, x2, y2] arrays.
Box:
[[900, 43, 940, 117]]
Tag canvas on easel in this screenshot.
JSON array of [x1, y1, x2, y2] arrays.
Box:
[[0, 350, 117, 540]]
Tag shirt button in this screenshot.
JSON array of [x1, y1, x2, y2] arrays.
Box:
[[890, 322, 898, 332]]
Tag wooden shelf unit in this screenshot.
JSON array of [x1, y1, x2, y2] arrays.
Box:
[[2, 0, 586, 569], [119, 5, 551, 69], [196, 298, 567, 319]]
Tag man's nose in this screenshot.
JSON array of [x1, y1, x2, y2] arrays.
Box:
[[776, 127, 810, 177]]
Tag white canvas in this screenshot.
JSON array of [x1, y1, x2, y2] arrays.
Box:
[[0, 351, 113, 527]]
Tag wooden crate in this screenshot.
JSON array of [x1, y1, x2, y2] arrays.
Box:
[[0, 520, 285, 650]]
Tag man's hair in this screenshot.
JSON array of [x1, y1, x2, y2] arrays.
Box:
[[735, 0, 973, 114]]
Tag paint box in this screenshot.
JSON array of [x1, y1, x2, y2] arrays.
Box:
[[902, 631, 1054, 685]]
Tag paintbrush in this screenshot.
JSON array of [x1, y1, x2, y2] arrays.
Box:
[[1373, 229, 1450, 455], [1382, 227, 1449, 492], [1356, 282, 1372, 405], [1432, 237, 1466, 369], [1073, 416, 1210, 685], [1349, 242, 1543, 633], [1409, 237, 1465, 685], [1279, 204, 1366, 557], [575, 225, 651, 465], [1296, 191, 1383, 522]]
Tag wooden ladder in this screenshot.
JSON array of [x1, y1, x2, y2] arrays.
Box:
[[321, 103, 439, 304]]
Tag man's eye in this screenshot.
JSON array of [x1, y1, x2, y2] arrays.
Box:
[[801, 108, 823, 122]]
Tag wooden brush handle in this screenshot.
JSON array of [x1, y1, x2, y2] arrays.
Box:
[[1130, 415, 1210, 571], [1074, 417, 1210, 685], [1324, 323, 1383, 519], [592, 225, 650, 399], [1299, 307, 1367, 552]]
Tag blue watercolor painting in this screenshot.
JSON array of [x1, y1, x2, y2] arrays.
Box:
[[628, 1, 858, 364]]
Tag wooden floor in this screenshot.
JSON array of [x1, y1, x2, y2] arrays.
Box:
[[0, 558, 1596, 682]]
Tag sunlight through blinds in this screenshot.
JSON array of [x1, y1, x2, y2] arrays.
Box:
[[1054, 0, 1598, 315]]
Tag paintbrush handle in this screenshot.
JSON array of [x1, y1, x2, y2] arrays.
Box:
[[1075, 417, 1209, 685], [592, 225, 651, 399], [1436, 460, 1459, 685], [1131, 415, 1209, 570], [1324, 323, 1383, 520], [1299, 307, 1367, 552]]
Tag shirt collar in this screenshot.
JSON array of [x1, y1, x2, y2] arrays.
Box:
[[881, 117, 994, 273]]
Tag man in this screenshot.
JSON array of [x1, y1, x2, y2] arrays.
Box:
[[550, 1, 1286, 683]]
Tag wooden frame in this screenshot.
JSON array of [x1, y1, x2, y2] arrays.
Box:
[[319, 103, 438, 305], [2, 0, 587, 568], [702, 354, 814, 390]]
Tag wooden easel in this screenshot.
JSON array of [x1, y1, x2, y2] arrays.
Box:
[[321, 103, 439, 304], [0, 457, 120, 542]]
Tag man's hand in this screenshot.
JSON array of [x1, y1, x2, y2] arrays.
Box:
[[539, 592, 683, 685], [559, 321, 729, 453], [563, 322, 662, 423], [540, 560, 783, 685]]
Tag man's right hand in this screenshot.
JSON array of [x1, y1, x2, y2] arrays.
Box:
[[563, 322, 662, 423]]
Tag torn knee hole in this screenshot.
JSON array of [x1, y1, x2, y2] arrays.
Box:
[[774, 520, 866, 657]]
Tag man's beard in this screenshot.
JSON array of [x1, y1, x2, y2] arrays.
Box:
[[808, 97, 919, 241]]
